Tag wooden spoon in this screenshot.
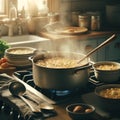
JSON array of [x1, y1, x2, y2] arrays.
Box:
[[78, 34, 116, 64]]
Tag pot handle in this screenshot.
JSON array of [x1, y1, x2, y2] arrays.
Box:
[[28, 56, 33, 62], [74, 63, 92, 73], [28, 49, 49, 62]]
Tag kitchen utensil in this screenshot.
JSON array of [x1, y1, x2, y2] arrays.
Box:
[[78, 34, 116, 64], [29, 51, 91, 90], [9, 81, 54, 112], [9, 81, 41, 113], [106, 4, 120, 27]]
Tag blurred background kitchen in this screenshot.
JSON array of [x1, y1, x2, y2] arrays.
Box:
[[0, 0, 120, 36], [0, 0, 120, 63]]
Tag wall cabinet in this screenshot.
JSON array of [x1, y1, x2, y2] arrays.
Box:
[[78, 38, 97, 62], [105, 35, 120, 62], [77, 35, 120, 62]]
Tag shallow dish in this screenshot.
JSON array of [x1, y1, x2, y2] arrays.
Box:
[[93, 61, 120, 83], [66, 103, 95, 120], [53, 26, 88, 35]]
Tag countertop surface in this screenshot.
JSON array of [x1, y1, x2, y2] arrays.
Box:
[[0, 71, 120, 120], [0, 30, 120, 120], [39, 31, 120, 40]]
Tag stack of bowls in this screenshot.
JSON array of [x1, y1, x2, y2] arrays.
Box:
[[5, 47, 37, 67]]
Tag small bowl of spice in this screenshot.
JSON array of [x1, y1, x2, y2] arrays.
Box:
[[66, 103, 95, 120]]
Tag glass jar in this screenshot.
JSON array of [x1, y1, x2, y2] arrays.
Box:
[[91, 15, 100, 31], [78, 15, 90, 29]]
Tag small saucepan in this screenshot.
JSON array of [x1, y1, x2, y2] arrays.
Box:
[[29, 51, 92, 90]]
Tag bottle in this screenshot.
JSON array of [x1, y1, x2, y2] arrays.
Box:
[[91, 15, 100, 31], [78, 14, 91, 29], [9, 2, 17, 20]]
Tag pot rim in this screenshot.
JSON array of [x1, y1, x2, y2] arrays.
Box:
[[31, 51, 91, 70]]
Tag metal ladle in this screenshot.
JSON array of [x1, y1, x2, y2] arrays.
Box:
[[78, 34, 116, 64], [9, 81, 54, 113]]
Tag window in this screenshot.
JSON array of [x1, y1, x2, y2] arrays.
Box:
[[0, 0, 5, 13], [0, 0, 8, 18], [0, 0, 60, 18], [17, 0, 60, 17]]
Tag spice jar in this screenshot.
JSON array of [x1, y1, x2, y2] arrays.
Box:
[[91, 15, 100, 31], [78, 14, 90, 29]]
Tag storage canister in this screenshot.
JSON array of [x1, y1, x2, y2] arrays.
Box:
[[78, 14, 90, 29], [91, 15, 100, 31]]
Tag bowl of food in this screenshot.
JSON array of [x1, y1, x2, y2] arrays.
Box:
[[95, 84, 120, 112], [93, 61, 120, 83], [5, 47, 37, 66], [66, 103, 95, 120]]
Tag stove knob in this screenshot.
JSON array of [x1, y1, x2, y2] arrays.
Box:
[[12, 109, 24, 120], [0, 100, 3, 110], [1, 103, 5, 112]]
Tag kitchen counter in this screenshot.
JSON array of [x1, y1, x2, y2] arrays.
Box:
[[0, 69, 120, 120], [0, 32, 120, 120], [39, 31, 120, 40]]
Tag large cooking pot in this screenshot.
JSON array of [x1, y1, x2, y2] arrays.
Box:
[[29, 51, 92, 90]]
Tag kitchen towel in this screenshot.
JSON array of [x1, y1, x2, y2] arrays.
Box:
[[0, 74, 57, 120]]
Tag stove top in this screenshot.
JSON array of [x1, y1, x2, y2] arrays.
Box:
[[12, 69, 103, 105]]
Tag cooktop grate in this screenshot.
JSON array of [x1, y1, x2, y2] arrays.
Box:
[[13, 69, 98, 104]]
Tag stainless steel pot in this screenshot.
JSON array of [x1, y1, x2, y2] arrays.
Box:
[[29, 51, 92, 90]]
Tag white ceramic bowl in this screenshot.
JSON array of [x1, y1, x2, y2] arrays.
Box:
[[93, 61, 120, 83], [5, 47, 37, 66]]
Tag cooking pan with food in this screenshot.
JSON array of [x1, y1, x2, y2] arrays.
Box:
[[29, 51, 92, 90], [95, 84, 120, 112]]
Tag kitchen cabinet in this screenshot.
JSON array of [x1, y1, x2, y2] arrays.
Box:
[[78, 38, 97, 62], [76, 35, 120, 62], [105, 35, 120, 62], [97, 37, 106, 61]]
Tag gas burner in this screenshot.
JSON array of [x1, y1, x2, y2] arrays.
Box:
[[14, 70, 86, 104]]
